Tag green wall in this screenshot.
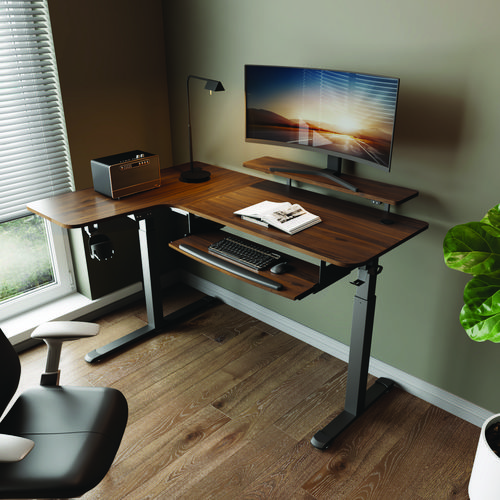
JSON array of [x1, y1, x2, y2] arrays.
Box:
[[162, 0, 500, 412]]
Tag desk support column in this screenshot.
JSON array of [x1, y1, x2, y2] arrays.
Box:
[[85, 211, 218, 363], [311, 259, 395, 450], [138, 215, 164, 329]]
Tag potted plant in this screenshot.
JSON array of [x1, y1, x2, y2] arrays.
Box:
[[443, 202, 500, 499]]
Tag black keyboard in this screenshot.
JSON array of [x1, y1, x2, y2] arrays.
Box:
[[208, 236, 281, 271], [179, 244, 283, 290]]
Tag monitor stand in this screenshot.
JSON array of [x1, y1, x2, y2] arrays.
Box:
[[269, 155, 358, 192]]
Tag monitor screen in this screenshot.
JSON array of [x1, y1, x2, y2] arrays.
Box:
[[245, 65, 400, 172]]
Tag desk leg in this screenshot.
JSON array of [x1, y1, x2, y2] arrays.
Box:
[[85, 214, 217, 363], [311, 260, 395, 450]]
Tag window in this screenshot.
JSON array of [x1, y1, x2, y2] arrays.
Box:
[[0, 1, 76, 328]]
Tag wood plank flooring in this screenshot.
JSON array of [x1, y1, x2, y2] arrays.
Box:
[[15, 285, 479, 499]]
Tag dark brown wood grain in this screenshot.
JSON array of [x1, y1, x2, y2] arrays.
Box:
[[243, 156, 419, 205], [184, 180, 428, 267], [27, 162, 428, 270], [27, 163, 256, 228]]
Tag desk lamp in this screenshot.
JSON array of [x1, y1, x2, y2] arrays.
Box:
[[180, 75, 225, 183]]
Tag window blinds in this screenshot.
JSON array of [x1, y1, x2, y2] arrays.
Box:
[[0, 0, 74, 223]]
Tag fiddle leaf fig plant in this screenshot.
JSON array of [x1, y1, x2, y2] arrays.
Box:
[[443, 203, 500, 342]]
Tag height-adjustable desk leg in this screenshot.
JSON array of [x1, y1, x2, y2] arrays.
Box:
[[85, 213, 216, 363], [311, 260, 395, 450]]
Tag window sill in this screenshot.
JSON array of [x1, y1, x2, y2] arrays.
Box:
[[2, 283, 142, 346]]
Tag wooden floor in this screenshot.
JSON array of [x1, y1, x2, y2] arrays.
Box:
[[16, 285, 479, 499]]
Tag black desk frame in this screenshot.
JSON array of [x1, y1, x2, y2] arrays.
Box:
[[311, 261, 395, 449], [84, 212, 217, 363], [84, 208, 395, 451]]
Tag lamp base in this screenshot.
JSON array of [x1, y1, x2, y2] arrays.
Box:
[[179, 168, 211, 183]]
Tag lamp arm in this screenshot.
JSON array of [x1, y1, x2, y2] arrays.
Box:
[[188, 75, 209, 84], [187, 76, 194, 170]]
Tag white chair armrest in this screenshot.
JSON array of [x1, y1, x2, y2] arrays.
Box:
[[31, 321, 100, 341], [0, 434, 34, 462], [31, 322, 100, 385]]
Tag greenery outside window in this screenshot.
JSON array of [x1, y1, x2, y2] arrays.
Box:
[[0, 1, 76, 332]]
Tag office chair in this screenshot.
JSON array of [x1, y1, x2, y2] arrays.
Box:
[[0, 322, 128, 499]]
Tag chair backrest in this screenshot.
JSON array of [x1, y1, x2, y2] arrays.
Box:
[[0, 329, 21, 418]]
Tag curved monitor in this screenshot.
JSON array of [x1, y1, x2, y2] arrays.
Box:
[[245, 65, 400, 180]]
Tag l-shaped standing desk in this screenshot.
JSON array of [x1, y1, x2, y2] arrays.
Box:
[[27, 159, 428, 450]]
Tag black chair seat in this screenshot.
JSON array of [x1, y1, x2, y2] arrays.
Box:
[[0, 386, 127, 499], [0, 324, 128, 499]]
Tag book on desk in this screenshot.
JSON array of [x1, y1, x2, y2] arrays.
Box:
[[234, 200, 321, 234]]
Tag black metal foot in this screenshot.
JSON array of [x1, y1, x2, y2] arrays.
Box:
[[311, 377, 395, 450], [85, 324, 156, 363], [85, 296, 220, 363]]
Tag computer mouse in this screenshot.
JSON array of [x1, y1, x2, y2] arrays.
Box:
[[270, 261, 291, 274]]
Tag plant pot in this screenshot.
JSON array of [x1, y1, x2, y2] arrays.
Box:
[[469, 413, 500, 499]]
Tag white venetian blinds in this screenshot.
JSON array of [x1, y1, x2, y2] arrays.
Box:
[[0, 0, 73, 223]]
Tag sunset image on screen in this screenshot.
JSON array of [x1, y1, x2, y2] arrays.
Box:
[[246, 66, 399, 168]]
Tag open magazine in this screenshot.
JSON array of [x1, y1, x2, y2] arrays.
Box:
[[234, 200, 321, 235]]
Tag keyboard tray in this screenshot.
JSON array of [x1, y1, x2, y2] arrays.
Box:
[[169, 231, 340, 301]]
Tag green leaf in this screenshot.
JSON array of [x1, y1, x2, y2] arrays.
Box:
[[463, 275, 500, 318], [460, 275, 500, 342], [460, 303, 500, 342], [481, 203, 500, 229], [443, 221, 500, 277]]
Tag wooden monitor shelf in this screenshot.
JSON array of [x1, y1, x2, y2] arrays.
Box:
[[243, 156, 418, 206]]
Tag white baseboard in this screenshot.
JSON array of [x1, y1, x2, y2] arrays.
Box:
[[182, 272, 492, 427]]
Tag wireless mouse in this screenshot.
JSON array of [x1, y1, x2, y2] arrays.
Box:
[[270, 262, 291, 274]]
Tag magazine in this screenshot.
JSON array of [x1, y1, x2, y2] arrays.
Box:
[[234, 200, 321, 235]]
